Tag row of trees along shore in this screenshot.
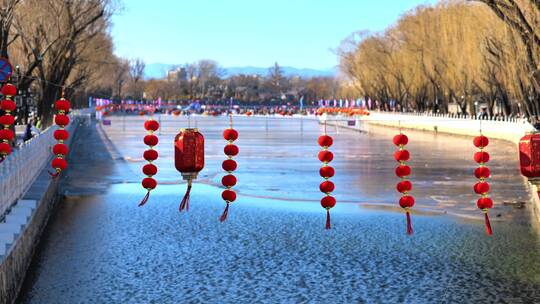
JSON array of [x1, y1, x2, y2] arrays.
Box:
[[108, 61, 341, 107], [0, 0, 116, 125], [339, 0, 540, 125], [1, 0, 540, 125]]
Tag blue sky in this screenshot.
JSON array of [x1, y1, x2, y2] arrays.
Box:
[[111, 0, 437, 69]]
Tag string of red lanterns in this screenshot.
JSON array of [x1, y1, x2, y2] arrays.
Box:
[[175, 128, 205, 212], [49, 93, 71, 178], [394, 132, 415, 235], [220, 115, 239, 222], [473, 134, 493, 235], [318, 122, 336, 229], [139, 119, 160, 206], [0, 83, 17, 161]]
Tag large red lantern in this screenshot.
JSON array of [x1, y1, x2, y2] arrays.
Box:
[[219, 116, 239, 222], [0, 83, 16, 161], [318, 124, 336, 229], [519, 132, 540, 203], [474, 134, 493, 235], [175, 128, 205, 212], [393, 132, 414, 235], [139, 119, 159, 206], [519, 132, 540, 180], [50, 94, 70, 177]]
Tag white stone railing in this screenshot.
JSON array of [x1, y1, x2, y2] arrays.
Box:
[[0, 116, 79, 217], [369, 110, 529, 123], [321, 111, 534, 144]]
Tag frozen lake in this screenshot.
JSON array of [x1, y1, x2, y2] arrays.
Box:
[[18, 115, 540, 303]]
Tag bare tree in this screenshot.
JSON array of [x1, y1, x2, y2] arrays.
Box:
[[128, 58, 145, 100], [0, 0, 20, 58], [267, 62, 287, 98], [113, 58, 129, 99], [11, 0, 108, 124]]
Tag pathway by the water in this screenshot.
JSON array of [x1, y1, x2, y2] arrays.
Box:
[[17, 115, 540, 303]]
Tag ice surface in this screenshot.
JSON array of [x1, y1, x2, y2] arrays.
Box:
[[17, 115, 540, 303]]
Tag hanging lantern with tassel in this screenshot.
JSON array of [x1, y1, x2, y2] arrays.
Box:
[[318, 127, 335, 229], [394, 133, 414, 235], [473, 135, 493, 235], [175, 128, 204, 212], [50, 94, 70, 178], [220, 117, 238, 222], [139, 119, 160, 206], [0, 83, 16, 161]]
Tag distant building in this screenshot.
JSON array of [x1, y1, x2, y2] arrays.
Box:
[[167, 67, 187, 82]]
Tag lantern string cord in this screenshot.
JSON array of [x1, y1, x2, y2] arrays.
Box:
[[480, 120, 482, 135], [179, 182, 192, 212], [484, 212, 493, 236], [406, 211, 413, 235], [138, 191, 150, 207], [47, 170, 59, 178], [229, 113, 233, 129], [146, 116, 518, 123], [219, 203, 230, 222], [325, 209, 331, 230]]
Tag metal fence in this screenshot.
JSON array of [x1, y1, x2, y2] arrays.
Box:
[[0, 115, 80, 217]]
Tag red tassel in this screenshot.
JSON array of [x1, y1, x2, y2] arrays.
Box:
[[219, 203, 230, 222], [138, 191, 150, 207], [48, 171, 60, 178], [325, 209, 331, 229], [179, 184, 192, 212], [484, 212, 493, 236], [406, 210, 413, 235]]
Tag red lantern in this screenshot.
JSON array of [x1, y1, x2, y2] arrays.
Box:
[[474, 134, 493, 235], [175, 128, 205, 212], [318, 126, 336, 229], [518, 132, 540, 204], [519, 132, 540, 179], [0, 81, 16, 161], [394, 132, 414, 235], [139, 118, 160, 206], [219, 116, 239, 222], [1, 83, 16, 97], [49, 95, 70, 177], [54, 129, 69, 141]]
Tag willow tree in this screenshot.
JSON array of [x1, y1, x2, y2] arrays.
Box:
[[474, 0, 540, 123], [339, 0, 533, 117]]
